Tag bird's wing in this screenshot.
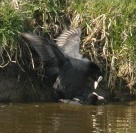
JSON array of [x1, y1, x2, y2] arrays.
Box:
[[21, 33, 67, 62], [21, 33, 54, 62], [56, 28, 82, 59], [21, 33, 69, 77]]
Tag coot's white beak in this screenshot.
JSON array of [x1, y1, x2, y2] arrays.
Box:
[[92, 92, 105, 100], [97, 95, 105, 100], [94, 76, 103, 89]]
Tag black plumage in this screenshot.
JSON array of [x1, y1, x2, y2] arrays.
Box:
[[87, 92, 104, 105], [21, 28, 103, 100]]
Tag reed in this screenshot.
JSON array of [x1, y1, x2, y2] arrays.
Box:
[[0, 0, 136, 97]]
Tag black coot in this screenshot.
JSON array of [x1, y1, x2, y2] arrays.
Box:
[[87, 92, 104, 105], [21, 28, 103, 99]]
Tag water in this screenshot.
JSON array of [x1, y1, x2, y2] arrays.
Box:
[[0, 102, 136, 133]]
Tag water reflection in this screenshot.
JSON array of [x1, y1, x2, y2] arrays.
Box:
[[0, 102, 136, 133]]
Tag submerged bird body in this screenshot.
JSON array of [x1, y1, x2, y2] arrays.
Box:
[[21, 28, 103, 100], [59, 92, 105, 105]]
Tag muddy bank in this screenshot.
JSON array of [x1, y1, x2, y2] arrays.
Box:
[[0, 63, 55, 103]]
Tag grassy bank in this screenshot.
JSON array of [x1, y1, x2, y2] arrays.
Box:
[[0, 0, 136, 100]]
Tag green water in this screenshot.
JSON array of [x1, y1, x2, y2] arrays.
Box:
[[0, 102, 136, 133]]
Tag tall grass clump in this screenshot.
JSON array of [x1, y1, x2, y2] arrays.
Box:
[[0, 0, 136, 98], [67, 0, 136, 97], [0, 0, 23, 67]]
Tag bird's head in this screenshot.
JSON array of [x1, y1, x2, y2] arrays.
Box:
[[88, 62, 103, 89]]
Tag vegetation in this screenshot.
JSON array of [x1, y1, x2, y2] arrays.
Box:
[[0, 0, 136, 100]]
